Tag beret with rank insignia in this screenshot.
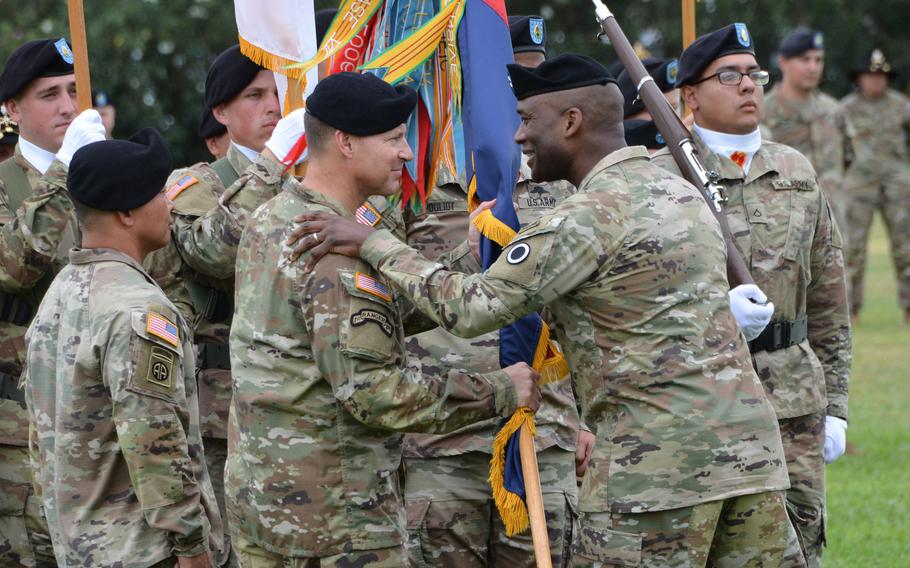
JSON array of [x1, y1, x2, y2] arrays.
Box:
[[678, 23, 756, 86], [0, 38, 75, 101], [852, 48, 895, 80], [508, 53, 617, 101], [306, 72, 417, 136]]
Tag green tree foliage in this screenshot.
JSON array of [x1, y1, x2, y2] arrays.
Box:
[[1, 0, 907, 164]]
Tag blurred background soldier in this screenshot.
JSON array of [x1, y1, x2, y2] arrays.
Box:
[[763, 28, 854, 242], [198, 108, 229, 161], [92, 89, 116, 138], [0, 109, 18, 162], [840, 48, 910, 324], [615, 57, 679, 152]]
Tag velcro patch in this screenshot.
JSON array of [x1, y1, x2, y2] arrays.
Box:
[[147, 313, 179, 347], [351, 308, 393, 337], [355, 202, 382, 226], [130, 342, 177, 401], [165, 175, 199, 201], [355, 272, 392, 302], [771, 179, 814, 191]]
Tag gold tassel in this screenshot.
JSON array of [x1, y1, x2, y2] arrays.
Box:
[[238, 36, 309, 80], [489, 407, 536, 536], [472, 209, 517, 248]]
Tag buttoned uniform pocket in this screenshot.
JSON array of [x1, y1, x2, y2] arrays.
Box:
[[573, 512, 642, 567], [338, 270, 400, 363], [772, 179, 819, 274]]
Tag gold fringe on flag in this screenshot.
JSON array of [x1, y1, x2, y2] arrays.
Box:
[[489, 406, 536, 536], [238, 35, 308, 80]]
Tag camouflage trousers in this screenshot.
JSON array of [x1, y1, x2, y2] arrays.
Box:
[[780, 413, 827, 568], [0, 444, 56, 567], [403, 446, 578, 567], [205, 436, 238, 568], [572, 490, 805, 567], [233, 533, 407, 567], [843, 166, 910, 312]]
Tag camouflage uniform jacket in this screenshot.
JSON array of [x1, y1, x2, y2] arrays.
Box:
[[841, 88, 910, 178], [143, 147, 286, 439], [653, 133, 851, 420], [401, 162, 581, 458], [23, 247, 223, 566], [763, 88, 854, 205], [226, 182, 519, 556], [0, 154, 78, 446], [359, 146, 789, 514]]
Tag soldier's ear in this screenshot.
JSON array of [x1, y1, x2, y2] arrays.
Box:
[[211, 104, 230, 127], [334, 130, 355, 158], [563, 107, 583, 139], [681, 85, 699, 112], [4, 98, 21, 123]]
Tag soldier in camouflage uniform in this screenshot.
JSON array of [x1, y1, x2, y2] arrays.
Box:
[[227, 72, 540, 567], [24, 129, 223, 567], [143, 45, 306, 566], [0, 38, 106, 567], [392, 17, 584, 567], [653, 24, 851, 567], [293, 54, 805, 568], [763, 28, 854, 242], [840, 48, 910, 323]]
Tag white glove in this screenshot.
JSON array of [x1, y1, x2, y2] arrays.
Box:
[[264, 107, 307, 165], [824, 416, 848, 464], [55, 109, 107, 166], [728, 284, 775, 341]]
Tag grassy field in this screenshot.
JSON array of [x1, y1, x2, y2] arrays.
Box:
[[825, 216, 910, 567]]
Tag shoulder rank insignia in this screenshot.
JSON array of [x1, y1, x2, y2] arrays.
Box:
[[165, 175, 199, 201], [355, 272, 392, 302], [355, 202, 382, 227], [147, 312, 179, 347]]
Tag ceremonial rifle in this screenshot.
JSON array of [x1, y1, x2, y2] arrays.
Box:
[[590, 0, 754, 287]]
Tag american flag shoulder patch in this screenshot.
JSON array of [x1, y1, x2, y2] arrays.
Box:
[[355, 202, 382, 227], [146, 312, 179, 347], [354, 272, 392, 302], [165, 175, 199, 201]]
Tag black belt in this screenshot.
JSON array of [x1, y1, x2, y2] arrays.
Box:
[[0, 371, 25, 404], [198, 343, 231, 371], [0, 292, 33, 326], [749, 316, 808, 353]]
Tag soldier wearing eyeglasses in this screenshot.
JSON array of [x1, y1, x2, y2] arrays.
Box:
[[652, 23, 851, 568]]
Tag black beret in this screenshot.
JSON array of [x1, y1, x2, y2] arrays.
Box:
[[198, 107, 227, 140], [624, 119, 665, 150], [0, 113, 18, 146], [617, 58, 679, 118], [203, 45, 265, 109], [852, 48, 894, 79], [316, 9, 337, 46], [508, 53, 617, 101], [92, 89, 113, 107], [508, 15, 547, 54], [306, 72, 417, 136], [0, 38, 75, 101], [678, 23, 756, 86], [68, 128, 173, 211], [778, 28, 824, 58]]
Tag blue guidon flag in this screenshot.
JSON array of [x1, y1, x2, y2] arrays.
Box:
[[458, 0, 568, 536]]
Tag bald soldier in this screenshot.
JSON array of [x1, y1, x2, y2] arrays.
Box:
[[292, 55, 804, 567], [0, 37, 106, 567], [763, 28, 853, 240], [226, 72, 540, 567], [652, 24, 851, 566], [24, 129, 223, 567], [841, 48, 910, 323]]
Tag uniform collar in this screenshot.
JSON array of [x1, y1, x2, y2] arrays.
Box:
[[691, 130, 778, 183], [17, 137, 56, 175], [578, 145, 650, 190], [68, 247, 154, 281], [290, 181, 357, 219], [229, 141, 257, 167]]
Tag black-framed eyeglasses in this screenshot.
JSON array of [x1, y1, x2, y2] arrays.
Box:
[[692, 70, 770, 87]]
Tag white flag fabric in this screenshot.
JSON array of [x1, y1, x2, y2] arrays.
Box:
[[235, 0, 319, 112]]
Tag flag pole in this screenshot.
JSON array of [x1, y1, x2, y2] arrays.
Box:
[[519, 423, 552, 568], [681, 0, 696, 48], [67, 0, 92, 111]]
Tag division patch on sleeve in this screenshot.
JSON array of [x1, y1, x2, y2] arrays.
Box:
[[354, 272, 392, 302], [355, 202, 382, 227], [165, 175, 199, 201], [146, 312, 179, 347]]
